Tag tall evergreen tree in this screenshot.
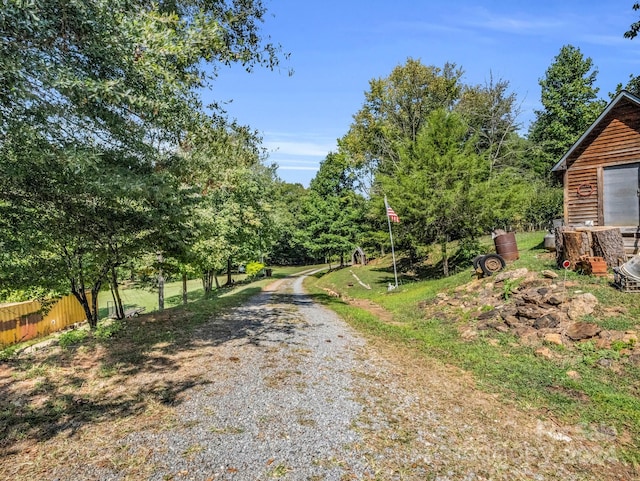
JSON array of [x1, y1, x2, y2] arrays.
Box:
[[528, 45, 606, 177], [379, 109, 488, 277]]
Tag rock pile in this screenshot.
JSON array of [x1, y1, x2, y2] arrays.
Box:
[[424, 268, 638, 354]]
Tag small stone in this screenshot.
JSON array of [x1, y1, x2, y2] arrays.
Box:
[[477, 309, 499, 320], [595, 338, 611, 350], [627, 353, 640, 366], [597, 358, 613, 368], [517, 304, 548, 319], [494, 268, 529, 282], [567, 293, 598, 320], [542, 270, 559, 279], [503, 315, 520, 328], [534, 314, 560, 330], [487, 338, 500, 347], [521, 289, 544, 305], [596, 424, 617, 437], [566, 370, 581, 379], [544, 333, 563, 346], [499, 306, 518, 319], [547, 295, 565, 306], [535, 347, 554, 359], [460, 327, 478, 341], [490, 322, 509, 333], [515, 326, 538, 345], [566, 322, 601, 341]]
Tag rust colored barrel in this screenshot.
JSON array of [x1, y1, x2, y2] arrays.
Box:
[[494, 232, 519, 261]]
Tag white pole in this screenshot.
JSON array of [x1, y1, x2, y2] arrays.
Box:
[[385, 196, 399, 289]]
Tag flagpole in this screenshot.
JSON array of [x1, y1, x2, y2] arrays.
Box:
[[385, 196, 399, 289]]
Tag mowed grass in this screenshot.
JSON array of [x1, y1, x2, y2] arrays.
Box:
[[306, 232, 640, 462], [97, 264, 327, 318]]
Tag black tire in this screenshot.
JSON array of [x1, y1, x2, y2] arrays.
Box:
[[479, 254, 506, 276], [472, 255, 483, 270]]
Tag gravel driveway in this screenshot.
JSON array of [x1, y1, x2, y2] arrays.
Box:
[[131, 271, 372, 480], [127, 270, 632, 481]]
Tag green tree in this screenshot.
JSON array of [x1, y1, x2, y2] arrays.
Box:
[[340, 58, 463, 187], [302, 152, 366, 266], [268, 182, 317, 265], [609, 74, 640, 98], [624, 3, 640, 39], [379, 109, 488, 276], [456, 74, 523, 178], [0, 0, 283, 327], [528, 45, 606, 177]]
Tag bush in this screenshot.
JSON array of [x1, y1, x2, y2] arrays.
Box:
[[454, 237, 485, 264], [245, 261, 265, 278]]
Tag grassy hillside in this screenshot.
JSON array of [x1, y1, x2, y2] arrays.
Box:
[[305, 231, 640, 462]]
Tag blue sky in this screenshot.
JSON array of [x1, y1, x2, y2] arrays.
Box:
[[203, 1, 640, 186]]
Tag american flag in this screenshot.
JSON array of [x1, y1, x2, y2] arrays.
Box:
[[385, 197, 400, 223]]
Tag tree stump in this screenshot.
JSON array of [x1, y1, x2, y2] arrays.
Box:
[[555, 227, 566, 268], [561, 230, 592, 268], [590, 228, 627, 267]]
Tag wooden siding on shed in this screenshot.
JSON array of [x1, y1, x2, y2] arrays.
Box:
[[564, 101, 640, 228], [566, 166, 599, 225]]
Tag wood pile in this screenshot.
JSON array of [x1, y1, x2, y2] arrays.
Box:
[[555, 226, 627, 270]]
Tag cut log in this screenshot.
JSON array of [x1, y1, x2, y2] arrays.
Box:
[[555, 226, 568, 268], [590, 228, 627, 267], [562, 230, 592, 269]]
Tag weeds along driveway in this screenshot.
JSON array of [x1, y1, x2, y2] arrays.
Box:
[[1, 270, 634, 480]]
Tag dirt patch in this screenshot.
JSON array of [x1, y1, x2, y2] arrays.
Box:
[[347, 298, 400, 325]]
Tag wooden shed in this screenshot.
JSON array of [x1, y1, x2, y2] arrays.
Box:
[[552, 90, 640, 255]]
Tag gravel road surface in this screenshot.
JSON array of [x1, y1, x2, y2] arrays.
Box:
[[126, 270, 629, 481], [132, 271, 372, 480]]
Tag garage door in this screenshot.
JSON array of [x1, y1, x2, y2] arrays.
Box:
[[603, 163, 640, 226]]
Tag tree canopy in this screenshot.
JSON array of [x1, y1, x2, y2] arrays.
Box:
[[528, 45, 606, 177], [0, 0, 284, 325]]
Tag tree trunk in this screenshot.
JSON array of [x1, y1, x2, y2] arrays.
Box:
[[591, 228, 627, 268], [554, 226, 566, 268], [182, 272, 188, 305], [214, 272, 220, 289], [441, 238, 449, 277], [202, 269, 213, 296], [226, 257, 232, 286], [157, 252, 164, 312], [90, 284, 101, 327], [340, 253, 344, 267], [110, 266, 124, 319], [72, 288, 93, 328]]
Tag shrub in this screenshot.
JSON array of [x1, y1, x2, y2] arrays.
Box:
[[245, 261, 265, 278]]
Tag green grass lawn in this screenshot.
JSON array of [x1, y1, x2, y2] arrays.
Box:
[[306, 232, 640, 462], [97, 264, 328, 319]]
